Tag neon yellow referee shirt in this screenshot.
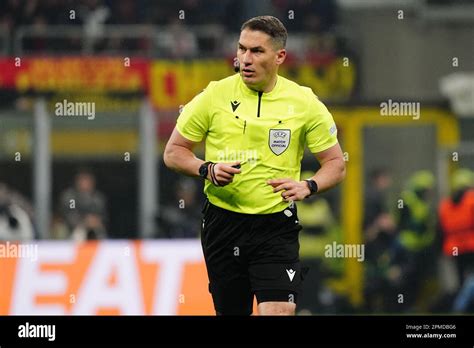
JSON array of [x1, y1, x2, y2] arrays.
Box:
[[176, 73, 338, 214]]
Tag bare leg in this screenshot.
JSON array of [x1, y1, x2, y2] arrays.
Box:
[[258, 302, 296, 315]]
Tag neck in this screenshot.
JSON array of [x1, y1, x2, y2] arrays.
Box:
[[248, 74, 278, 93]]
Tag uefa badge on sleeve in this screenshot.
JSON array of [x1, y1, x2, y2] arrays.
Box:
[[268, 129, 291, 155]]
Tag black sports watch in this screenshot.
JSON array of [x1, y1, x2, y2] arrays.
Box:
[[304, 179, 318, 197], [199, 161, 213, 179]]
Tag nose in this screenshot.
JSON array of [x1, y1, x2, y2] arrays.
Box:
[[242, 50, 252, 65]]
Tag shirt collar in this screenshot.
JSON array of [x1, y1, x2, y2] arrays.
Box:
[[238, 74, 281, 98]]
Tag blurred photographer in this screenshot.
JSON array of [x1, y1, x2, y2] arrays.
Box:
[[59, 169, 107, 241], [0, 183, 34, 241]]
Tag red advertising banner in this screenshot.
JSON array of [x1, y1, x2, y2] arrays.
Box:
[[0, 56, 356, 110], [149, 58, 356, 109], [0, 57, 149, 92]]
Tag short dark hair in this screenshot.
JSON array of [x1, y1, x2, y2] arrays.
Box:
[[241, 16, 287, 49]]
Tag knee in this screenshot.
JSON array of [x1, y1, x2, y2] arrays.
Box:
[[257, 302, 296, 315]]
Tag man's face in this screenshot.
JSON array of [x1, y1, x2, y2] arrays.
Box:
[[376, 174, 392, 191], [237, 29, 286, 91], [76, 173, 95, 193]]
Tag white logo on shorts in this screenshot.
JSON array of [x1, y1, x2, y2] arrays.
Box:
[[269, 129, 291, 155], [286, 269, 296, 282]]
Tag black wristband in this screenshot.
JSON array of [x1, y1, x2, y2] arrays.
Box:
[[210, 163, 222, 186], [209, 163, 217, 185]]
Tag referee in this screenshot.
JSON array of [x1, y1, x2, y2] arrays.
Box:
[[164, 16, 345, 315]]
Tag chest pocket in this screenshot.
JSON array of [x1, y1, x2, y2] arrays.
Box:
[[211, 111, 246, 143]]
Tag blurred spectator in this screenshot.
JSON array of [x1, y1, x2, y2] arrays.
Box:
[[363, 168, 394, 235], [273, 0, 337, 33], [106, 0, 137, 24], [363, 168, 398, 312], [162, 18, 198, 58], [0, 183, 34, 241], [158, 177, 201, 238], [150, 0, 234, 26], [59, 169, 107, 241], [0, 0, 24, 33], [103, 0, 145, 52], [80, 0, 110, 50], [438, 168, 474, 312], [395, 170, 437, 311], [23, 0, 77, 26]]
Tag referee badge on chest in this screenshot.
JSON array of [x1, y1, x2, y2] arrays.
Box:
[[268, 129, 291, 155]]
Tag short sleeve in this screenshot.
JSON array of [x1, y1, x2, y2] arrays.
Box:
[[305, 92, 339, 154], [176, 82, 214, 142]]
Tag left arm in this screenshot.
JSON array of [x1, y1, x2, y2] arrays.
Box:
[[310, 142, 346, 193], [268, 143, 346, 202]]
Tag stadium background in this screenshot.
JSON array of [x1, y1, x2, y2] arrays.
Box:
[[0, 0, 473, 315]]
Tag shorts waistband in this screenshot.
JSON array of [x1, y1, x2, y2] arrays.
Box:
[[202, 199, 295, 218]]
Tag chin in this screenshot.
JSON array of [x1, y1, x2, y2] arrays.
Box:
[[242, 75, 259, 86]]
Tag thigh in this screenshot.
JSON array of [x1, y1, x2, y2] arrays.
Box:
[[200, 202, 253, 315], [250, 262, 303, 305], [248, 206, 302, 264], [247, 207, 305, 305]]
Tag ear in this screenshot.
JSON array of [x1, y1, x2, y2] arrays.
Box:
[[276, 49, 286, 65]]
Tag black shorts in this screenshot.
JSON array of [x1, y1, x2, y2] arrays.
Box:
[[200, 200, 304, 315]]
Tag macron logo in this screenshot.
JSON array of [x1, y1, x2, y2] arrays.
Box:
[[231, 100, 241, 112], [286, 269, 296, 282]]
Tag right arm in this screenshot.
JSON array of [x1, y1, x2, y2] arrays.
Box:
[[163, 127, 241, 185], [163, 127, 204, 178]]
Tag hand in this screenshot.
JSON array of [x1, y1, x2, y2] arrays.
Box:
[[209, 161, 241, 186], [267, 178, 311, 202]]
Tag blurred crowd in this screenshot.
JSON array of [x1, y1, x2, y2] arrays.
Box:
[[0, 0, 337, 32], [287, 166, 474, 314], [0, 0, 340, 58], [361, 167, 474, 314]]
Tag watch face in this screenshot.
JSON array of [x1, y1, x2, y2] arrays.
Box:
[[306, 180, 317, 193], [199, 163, 208, 178]]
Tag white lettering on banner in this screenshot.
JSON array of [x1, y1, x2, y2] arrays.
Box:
[[141, 241, 204, 315], [6, 241, 207, 315], [73, 242, 144, 314], [11, 242, 76, 314]]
